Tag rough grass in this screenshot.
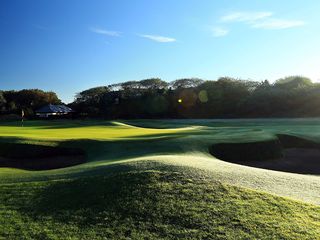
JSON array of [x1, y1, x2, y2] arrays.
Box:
[[0, 119, 320, 239], [0, 169, 319, 240]]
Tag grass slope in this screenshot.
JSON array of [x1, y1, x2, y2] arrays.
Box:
[[0, 119, 320, 239], [0, 169, 319, 240]]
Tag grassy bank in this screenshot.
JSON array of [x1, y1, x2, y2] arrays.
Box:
[[0, 168, 319, 239]]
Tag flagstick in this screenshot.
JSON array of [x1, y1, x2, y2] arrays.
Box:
[[21, 109, 24, 127]]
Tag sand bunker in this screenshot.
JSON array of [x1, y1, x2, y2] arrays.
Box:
[[0, 143, 86, 170], [209, 134, 320, 174]]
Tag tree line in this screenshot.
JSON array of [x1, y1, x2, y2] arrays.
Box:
[[70, 76, 320, 118], [1, 76, 320, 119], [0, 89, 61, 118]]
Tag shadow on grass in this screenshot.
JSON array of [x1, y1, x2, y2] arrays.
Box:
[[8, 167, 320, 240], [0, 129, 195, 171], [17, 169, 206, 231], [16, 169, 218, 229]]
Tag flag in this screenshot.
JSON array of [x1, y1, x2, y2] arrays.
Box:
[[21, 109, 24, 118]]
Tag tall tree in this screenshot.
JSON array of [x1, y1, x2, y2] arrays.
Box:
[[170, 78, 204, 89], [0, 91, 6, 112]]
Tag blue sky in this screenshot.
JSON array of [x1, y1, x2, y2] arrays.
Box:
[[1, 0, 320, 103]]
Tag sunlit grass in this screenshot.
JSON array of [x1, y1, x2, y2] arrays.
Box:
[[0, 120, 195, 140], [0, 168, 319, 239]]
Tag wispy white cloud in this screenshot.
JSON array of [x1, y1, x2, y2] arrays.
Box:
[[211, 27, 229, 37], [139, 34, 176, 42], [220, 11, 305, 30], [252, 19, 305, 29], [221, 11, 273, 23], [90, 27, 121, 37]]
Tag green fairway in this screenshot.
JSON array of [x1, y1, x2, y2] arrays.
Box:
[[0, 120, 195, 140], [0, 119, 320, 239]]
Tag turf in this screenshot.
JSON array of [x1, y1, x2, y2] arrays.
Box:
[[0, 119, 319, 239], [0, 120, 194, 141], [0, 170, 319, 240]]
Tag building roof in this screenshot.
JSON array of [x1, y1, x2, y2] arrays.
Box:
[[36, 104, 73, 114]]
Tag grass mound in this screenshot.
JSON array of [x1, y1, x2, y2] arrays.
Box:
[[0, 168, 319, 239]]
